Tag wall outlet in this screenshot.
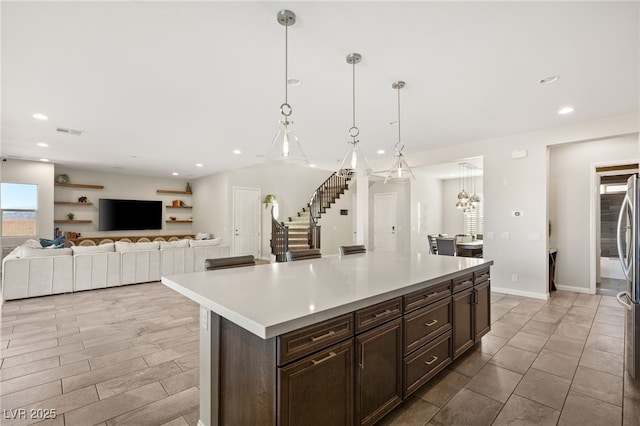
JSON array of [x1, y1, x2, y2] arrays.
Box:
[[486, 232, 495, 239], [511, 274, 518, 282]]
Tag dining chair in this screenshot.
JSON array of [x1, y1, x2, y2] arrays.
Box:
[[205, 255, 256, 271], [436, 237, 456, 256], [339, 245, 366, 255], [286, 249, 322, 262], [427, 235, 439, 255]]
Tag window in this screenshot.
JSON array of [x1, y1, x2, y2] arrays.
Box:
[[464, 196, 483, 235], [1, 183, 38, 237]]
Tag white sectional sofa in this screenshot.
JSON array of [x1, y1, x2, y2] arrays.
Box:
[[2, 238, 230, 301]]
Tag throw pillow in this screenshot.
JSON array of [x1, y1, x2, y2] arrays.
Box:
[[189, 238, 222, 247]]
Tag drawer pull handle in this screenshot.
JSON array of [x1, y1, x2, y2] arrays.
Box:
[[374, 309, 393, 318], [312, 351, 337, 366], [310, 330, 336, 342], [426, 291, 439, 298], [424, 356, 439, 365], [425, 319, 439, 327]]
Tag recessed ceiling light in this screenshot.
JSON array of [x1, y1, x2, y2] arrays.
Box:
[[558, 106, 575, 115], [309, 164, 316, 168], [195, 163, 204, 167], [233, 149, 242, 155], [39, 158, 49, 162], [377, 149, 385, 155], [37, 142, 49, 147], [172, 172, 179, 176], [539, 75, 559, 84], [33, 113, 48, 120], [287, 78, 301, 86]]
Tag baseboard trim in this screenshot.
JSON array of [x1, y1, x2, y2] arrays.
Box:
[[554, 285, 595, 294], [491, 286, 549, 300]]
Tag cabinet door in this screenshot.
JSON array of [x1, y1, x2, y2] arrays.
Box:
[[278, 339, 354, 426], [356, 318, 402, 426], [474, 281, 491, 341], [452, 288, 474, 359]]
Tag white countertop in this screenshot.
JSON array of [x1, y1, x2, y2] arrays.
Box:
[[161, 252, 493, 339]]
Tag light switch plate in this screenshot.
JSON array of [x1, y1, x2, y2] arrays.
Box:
[[528, 233, 540, 240], [486, 232, 495, 239], [501, 232, 510, 239]]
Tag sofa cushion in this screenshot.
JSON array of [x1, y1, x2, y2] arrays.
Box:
[[19, 247, 72, 258], [189, 238, 222, 247], [115, 241, 160, 252], [160, 239, 190, 249], [71, 243, 115, 254]]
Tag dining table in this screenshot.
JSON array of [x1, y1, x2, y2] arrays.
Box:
[[455, 240, 483, 257]]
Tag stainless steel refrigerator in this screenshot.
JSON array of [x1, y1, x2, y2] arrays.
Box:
[[617, 174, 640, 378]]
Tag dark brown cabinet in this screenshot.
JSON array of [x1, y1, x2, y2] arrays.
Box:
[[278, 339, 354, 426], [356, 318, 403, 426], [210, 265, 491, 426], [474, 280, 491, 340], [453, 267, 491, 359], [452, 287, 474, 359]]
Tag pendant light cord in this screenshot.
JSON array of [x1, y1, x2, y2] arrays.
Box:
[[352, 60, 356, 130], [284, 22, 288, 106], [396, 86, 403, 154]]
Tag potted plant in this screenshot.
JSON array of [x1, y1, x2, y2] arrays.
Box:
[[263, 194, 278, 209]]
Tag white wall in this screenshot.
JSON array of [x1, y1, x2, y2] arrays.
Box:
[[369, 111, 639, 300], [317, 188, 354, 256], [548, 133, 638, 291], [409, 173, 443, 254], [54, 167, 191, 237], [0, 159, 55, 246], [193, 163, 351, 259], [442, 179, 465, 236]]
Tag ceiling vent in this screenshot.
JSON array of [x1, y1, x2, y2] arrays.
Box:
[[56, 127, 84, 136]]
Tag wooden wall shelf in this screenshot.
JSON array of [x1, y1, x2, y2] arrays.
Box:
[[55, 183, 104, 189], [166, 219, 193, 223], [54, 220, 93, 224], [54, 202, 94, 206], [157, 190, 192, 195], [166, 205, 192, 209]]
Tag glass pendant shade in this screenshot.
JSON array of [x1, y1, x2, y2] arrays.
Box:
[[265, 120, 309, 165], [338, 140, 371, 177], [384, 152, 415, 183]]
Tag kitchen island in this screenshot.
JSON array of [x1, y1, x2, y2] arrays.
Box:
[[162, 251, 493, 426]]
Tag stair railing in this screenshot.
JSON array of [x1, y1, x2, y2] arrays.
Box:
[[307, 171, 353, 249], [270, 205, 289, 263]]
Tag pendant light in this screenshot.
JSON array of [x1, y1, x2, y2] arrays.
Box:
[[469, 165, 481, 204], [456, 163, 469, 207], [384, 81, 415, 183], [264, 10, 309, 165], [338, 53, 371, 177]]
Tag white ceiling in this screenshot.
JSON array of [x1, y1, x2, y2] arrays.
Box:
[[2, 1, 638, 180]]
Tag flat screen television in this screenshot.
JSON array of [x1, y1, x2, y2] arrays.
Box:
[[99, 199, 163, 231]]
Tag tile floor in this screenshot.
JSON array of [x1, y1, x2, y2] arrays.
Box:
[[0, 283, 200, 425], [0, 283, 638, 425], [382, 290, 640, 426]]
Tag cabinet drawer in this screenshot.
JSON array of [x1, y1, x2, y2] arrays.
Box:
[[403, 280, 451, 312], [453, 273, 473, 293], [474, 267, 490, 284], [404, 297, 452, 355], [278, 313, 354, 365], [403, 331, 452, 397], [355, 297, 402, 333]]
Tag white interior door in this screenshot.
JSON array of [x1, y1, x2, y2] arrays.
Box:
[[374, 192, 397, 252], [233, 187, 261, 257]]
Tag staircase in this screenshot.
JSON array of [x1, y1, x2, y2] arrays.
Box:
[[271, 171, 353, 262]]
